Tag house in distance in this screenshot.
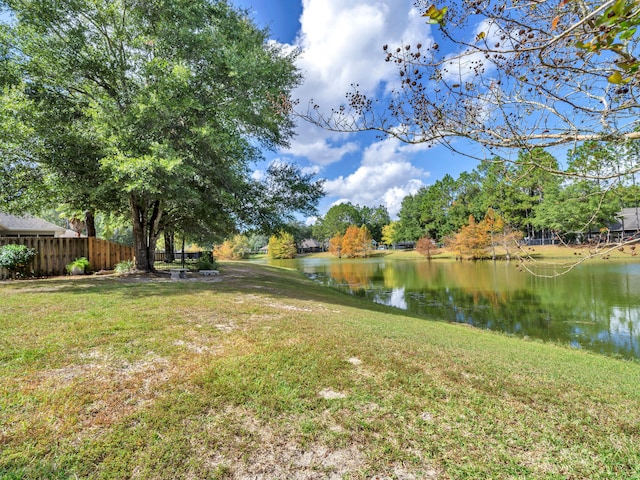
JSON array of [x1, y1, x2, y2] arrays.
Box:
[[0, 212, 79, 238]]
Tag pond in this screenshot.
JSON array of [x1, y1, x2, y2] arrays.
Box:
[[263, 255, 640, 360]]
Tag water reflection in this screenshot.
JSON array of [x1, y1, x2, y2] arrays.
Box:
[[267, 256, 640, 360]]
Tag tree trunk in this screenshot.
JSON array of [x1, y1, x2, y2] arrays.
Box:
[[164, 231, 175, 263], [130, 195, 163, 272], [85, 210, 97, 237]]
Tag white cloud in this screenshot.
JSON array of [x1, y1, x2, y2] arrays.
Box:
[[323, 138, 429, 217], [297, 1, 399, 105], [284, 0, 432, 164], [287, 137, 359, 166], [301, 165, 322, 176], [329, 198, 351, 207], [260, 1, 442, 218]]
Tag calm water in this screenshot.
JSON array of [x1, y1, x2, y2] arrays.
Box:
[[265, 256, 640, 360]]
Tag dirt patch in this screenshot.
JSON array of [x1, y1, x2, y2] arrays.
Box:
[[231, 443, 365, 479], [197, 407, 367, 479], [318, 388, 347, 400], [194, 406, 441, 479], [26, 349, 181, 440], [173, 339, 219, 354]]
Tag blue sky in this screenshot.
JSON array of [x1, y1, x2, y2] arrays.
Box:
[[234, 0, 474, 220]]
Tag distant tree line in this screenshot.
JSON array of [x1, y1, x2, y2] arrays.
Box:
[[214, 142, 640, 261], [392, 145, 640, 246]]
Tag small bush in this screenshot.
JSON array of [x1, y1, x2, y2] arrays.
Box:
[[196, 251, 218, 270], [0, 244, 38, 278], [66, 257, 92, 275], [114, 259, 135, 274]]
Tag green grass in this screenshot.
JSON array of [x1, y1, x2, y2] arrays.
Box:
[[1, 262, 640, 479]]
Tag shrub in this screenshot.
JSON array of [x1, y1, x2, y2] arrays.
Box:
[[114, 259, 135, 274], [0, 244, 38, 278], [196, 251, 218, 270], [65, 257, 92, 275]]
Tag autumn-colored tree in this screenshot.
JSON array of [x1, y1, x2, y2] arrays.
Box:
[[267, 232, 297, 259], [328, 233, 343, 257], [448, 216, 490, 260], [416, 235, 440, 260], [484, 208, 523, 260], [355, 225, 373, 258], [340, 226, 359, 258], [381, 221, 399, 247], [340, 225, 373, 258], [213, 235, 250, 260]]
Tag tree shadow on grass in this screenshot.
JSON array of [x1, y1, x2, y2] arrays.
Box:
[[0, 262, 427, 322]]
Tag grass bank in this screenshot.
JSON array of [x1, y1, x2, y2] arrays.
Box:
[[1, 263, 639, 479], [297, 243, 635, 262]]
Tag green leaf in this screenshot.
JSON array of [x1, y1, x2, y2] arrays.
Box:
[[616, 59, 640, 73], [619, 27, 637, 40], [608, 71, 630, 84], [612, 0, 626, 16], [616, 59, 639, 70]]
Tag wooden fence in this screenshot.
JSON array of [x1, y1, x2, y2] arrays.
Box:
[[0, 237, 134, 279], [88, 238, 135, 272]]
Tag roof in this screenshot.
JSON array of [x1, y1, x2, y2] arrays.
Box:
[[0, 212, 66, 236], [299, 238, 321, 249], [610, 208, 640, 233]]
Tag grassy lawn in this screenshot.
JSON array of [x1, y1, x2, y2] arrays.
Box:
[[1, 262, 640, 479]]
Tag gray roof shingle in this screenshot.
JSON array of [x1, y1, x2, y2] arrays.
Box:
[[0, 212, 66, 236]]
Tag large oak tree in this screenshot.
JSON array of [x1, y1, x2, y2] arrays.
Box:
[[1, 0, 322, 270]]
